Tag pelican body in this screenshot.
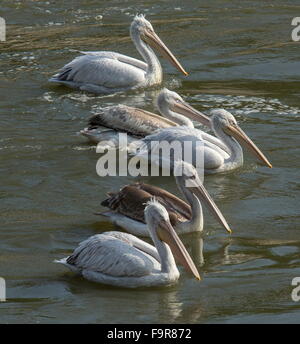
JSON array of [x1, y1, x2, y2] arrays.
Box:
[[49, 15, 187, 94], [131, 109, 272, 174], [99, 162, 231, 236], [55, 200, 200, 288], [80, 103, 177, 142]]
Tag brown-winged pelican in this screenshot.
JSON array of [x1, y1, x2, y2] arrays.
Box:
[[98, 162, 231, 236]]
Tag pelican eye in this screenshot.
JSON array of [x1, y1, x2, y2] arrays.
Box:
[[187, 174, 196, 180]]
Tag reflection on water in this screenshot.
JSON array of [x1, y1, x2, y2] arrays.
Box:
[[1, 0, 300, 324]]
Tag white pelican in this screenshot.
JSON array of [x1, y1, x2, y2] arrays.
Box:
[[132, 109, 272, 174], [55, 200, 200, 288], [80, 88, 228, 153], [98, 161, 231, 236], [49, 15, 187, 94]]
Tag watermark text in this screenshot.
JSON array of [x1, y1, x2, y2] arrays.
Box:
[[0, 17, 6, 42], [291, 17, 300, 41], [0, 277, 6, 302], [291, 277, 300, 302]]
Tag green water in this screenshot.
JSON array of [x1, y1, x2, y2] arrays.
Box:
[[0, 0, 300, 323]]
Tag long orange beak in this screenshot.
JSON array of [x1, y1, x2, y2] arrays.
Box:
[[142, 29, 188, 76], [225, 124, 272, 168], [172, 101, 212, 128], [157, 219, 201, 280], [188, 180, 232, 234]]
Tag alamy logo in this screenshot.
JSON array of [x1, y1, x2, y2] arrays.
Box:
[[0, 277, 6, 302], [0, 17, 6, 42], [291, 277, 300, 302], [95, 133, 205, 186], [291, 17, 300, 42]]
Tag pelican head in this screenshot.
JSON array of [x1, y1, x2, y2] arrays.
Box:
[[157, 88, 211, 127], [130, 15, 188, 76], [144, 199, 200, 280], [210, 109, 272, 168], [156, 88, 185, 109], [174, 161, 232, 233]]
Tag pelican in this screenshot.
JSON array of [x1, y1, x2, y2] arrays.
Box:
[[131, 109, 272, 174], [80, 88, 228, 154], [98, 161, 231, 236], [49, 15, 187, 94], [55, 200, 200, 288], [80, 102, 176, 143]]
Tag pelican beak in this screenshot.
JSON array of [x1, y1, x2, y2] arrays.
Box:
[[188, 178, 232, 234], [172, 101, 211, 128], [142, 29, 188, 76], [225, 124, 272, 168], [157, 219, 201, 280]]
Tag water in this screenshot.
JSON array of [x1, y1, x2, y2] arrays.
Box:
[[1, 0, 300, 324]]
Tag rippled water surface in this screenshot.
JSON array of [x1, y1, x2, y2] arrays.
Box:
[[1, 0, 300, 324]]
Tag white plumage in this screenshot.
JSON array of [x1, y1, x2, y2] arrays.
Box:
[[129, 125, 228, 172], [55, 201, 200, 288], [49, 15, 187, 94], [59, 233, 159, 276], [129, 109, 272, 174]]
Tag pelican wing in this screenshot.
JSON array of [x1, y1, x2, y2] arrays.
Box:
[[142, 126, 203, 145], [201, 132, 230, 156], [88, 105, 177, 137], [135, 126, 203, 162], [103, 231, 160, 261], [137, 183, 191, 220], [141, 126, 228, 156], [50, 53, 146, 89], [101, 184, 187, 226], [133, 126, 226, 170], [102, 185, 150, 223], [78, 51, 148, 71], [66, 234, 159, 277]]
